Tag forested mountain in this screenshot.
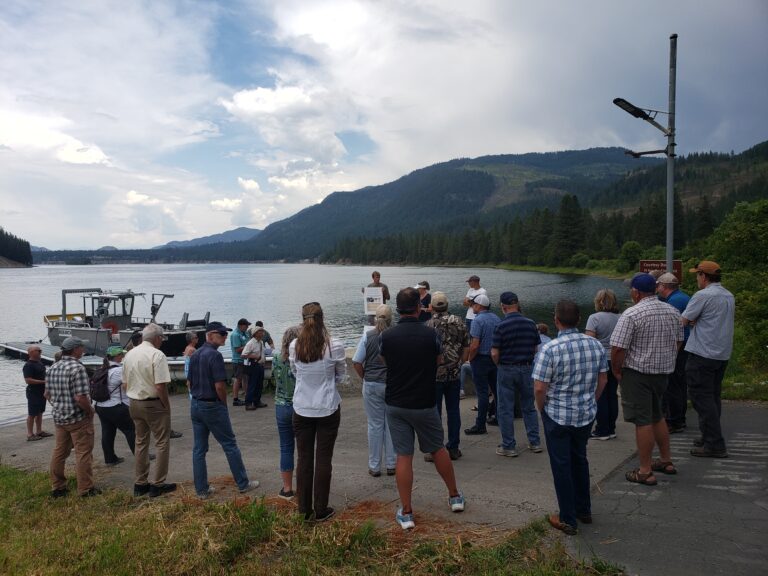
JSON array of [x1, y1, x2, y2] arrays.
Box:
[[30, 142, 767, 265], [153, 227, 261, 249], [325, 141, 768, 268], [0, 227, 32, 266]]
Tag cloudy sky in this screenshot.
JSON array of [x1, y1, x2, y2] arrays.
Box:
[[1, 1, 766, 249]]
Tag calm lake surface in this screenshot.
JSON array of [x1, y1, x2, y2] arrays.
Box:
[[0, 263, 626, 424]]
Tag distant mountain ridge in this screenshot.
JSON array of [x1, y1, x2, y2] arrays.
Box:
[[153, 227, 261, 249]]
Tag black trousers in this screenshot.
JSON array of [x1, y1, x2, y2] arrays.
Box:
[[686, 353, 727, 451], [95, 403, 136, 464], [293, 407, 341, 518], [663, 350, 689, 427]]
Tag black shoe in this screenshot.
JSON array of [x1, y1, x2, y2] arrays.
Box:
[[134, 483, 151, 497], [487, 417, 499, 427], [668, 424, 686, 434], [314, 507, 335, 522], [81, 487, 103, 498], [693, 438, 705, 447], [51, 488, 68, 498], [464, 426, 487, 435], [170, 430, 183, 439], [105, 457, 125, 466], [245, 404, 258, 411], [149, 483, 178, 498], [256, 402, 268, 408], [278, 488, 295, 500], [232, 398, 245, 406], [576, 514, 593, 524], [448, 448, 462, 460], [690, 446, 728, 458]]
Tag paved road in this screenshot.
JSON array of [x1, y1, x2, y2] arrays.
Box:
[[570, 402, 768, 576]]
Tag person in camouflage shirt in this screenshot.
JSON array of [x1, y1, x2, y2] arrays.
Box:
[[427, 292, 469, 460]]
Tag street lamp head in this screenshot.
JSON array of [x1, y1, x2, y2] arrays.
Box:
[[613, 97, 651, 121]]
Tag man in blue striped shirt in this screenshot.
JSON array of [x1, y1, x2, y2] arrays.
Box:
[[533, 300, 607, 536]]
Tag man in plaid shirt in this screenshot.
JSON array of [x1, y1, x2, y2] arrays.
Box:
[[533, 299, 607, 535], [611, 273, 684, 486], [46, 336, 99, 498]]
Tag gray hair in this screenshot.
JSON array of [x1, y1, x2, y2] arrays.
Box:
[[142, 323, 164, 341], [374, 304, 393, 333], [185, 331, 198, 343]]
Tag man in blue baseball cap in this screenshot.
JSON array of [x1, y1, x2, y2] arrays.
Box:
[[610, 273, 685, 486], [187, 321, 260, 499]]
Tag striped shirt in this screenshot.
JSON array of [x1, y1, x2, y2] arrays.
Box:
[[46, 356, 90, 425], [610, 296, 684, 374], [470, 310, 500, 356], [492, 312, 540, 364], [532, 328, 608, 427]]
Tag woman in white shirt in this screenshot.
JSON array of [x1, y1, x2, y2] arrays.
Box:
[[94, 346, 136, 466], [289, 302, 346, 522]]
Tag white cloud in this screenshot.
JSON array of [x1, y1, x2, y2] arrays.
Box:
[[237, 177, 261, 192], [124, 190, 161, 207], [210, 198, 243, 211]]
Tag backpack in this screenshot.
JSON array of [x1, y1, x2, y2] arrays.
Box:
[[90, 365, 118, 402]]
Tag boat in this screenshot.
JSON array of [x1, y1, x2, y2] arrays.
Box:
[[44, 288, 210, 357]]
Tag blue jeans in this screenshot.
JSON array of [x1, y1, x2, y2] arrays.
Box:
[[245, 363, 264, 406], [362, 381, 396, 470], [435, 379, 461, 449], [541, 411, 592, 528], [459, 362, 472, 392], [275, 403, 295, 472], [593, 362, 619, 436], [191, 398, 249, 495], [471, 355, 496, 429], [497, 365, 540, 449]]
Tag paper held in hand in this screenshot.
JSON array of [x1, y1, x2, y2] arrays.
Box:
[[363, 286, 384, 315]]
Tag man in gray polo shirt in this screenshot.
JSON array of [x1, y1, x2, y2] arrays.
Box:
[[683, 261, 735, 458]]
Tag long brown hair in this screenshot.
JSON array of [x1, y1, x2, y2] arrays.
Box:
[[294, 302, 330, 363]]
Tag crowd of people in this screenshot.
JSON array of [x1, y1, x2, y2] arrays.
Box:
[[24, 261, 734, 533]]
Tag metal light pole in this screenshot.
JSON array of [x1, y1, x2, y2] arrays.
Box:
[[614, 34, 678, 273]]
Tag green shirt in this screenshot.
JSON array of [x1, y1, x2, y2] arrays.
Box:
[[272, 355, 296, 406]]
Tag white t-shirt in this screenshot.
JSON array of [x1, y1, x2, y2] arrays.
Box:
[[465, 287, 487, 320], [242, 338, 265, 366]]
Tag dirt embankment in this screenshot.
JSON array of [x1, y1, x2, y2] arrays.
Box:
[[0, 256, 29, 268]]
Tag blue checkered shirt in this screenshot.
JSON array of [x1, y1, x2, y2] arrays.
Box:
[[532, 328, 608, 427]]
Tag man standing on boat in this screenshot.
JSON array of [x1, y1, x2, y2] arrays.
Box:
[[230, 318, 250, 406], [188, 321, 260, 498], [24, 345, 52, 441], [47, 336, 99, 497], [123, 323, 176, 498]]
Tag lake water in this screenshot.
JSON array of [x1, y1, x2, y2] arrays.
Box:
[[0, 263, 626, 424]]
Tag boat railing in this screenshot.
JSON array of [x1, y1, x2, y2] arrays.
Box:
[[44, 313, 90, 328]]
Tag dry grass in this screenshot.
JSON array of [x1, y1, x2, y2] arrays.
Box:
[[0, 466, 622, 576]]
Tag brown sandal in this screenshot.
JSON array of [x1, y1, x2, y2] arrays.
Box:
[[625, 468, 657, 486], [651, 460, 677, 475]]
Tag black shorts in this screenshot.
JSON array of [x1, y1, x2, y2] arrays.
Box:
[[26, 386, 47, 416]]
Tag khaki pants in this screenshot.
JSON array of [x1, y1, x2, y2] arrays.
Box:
[[50, 417, 95, 495], [129, 399, 171, 485]]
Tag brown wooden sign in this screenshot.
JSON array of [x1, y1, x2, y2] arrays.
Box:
[[639, 259, 683, 282]]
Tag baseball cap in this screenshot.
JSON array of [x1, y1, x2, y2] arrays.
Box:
[[106, 345, 127, 357], [61, 336, 88, 351], [472, 294, 491, 307], [500, 291, 518, 305], [205, 321, 230, 335], [657, 272, 679, 285], [630, 273, 657, 293], [689, 260, 721, 275], [466, 275, 480, 283], [431, 291, 448, 312]]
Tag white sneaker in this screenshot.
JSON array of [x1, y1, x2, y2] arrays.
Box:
[[239, 480, 260, 494], [198, 486, 216, 500], [449, 491, 465, 512], [396, 507, 415, 530]]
